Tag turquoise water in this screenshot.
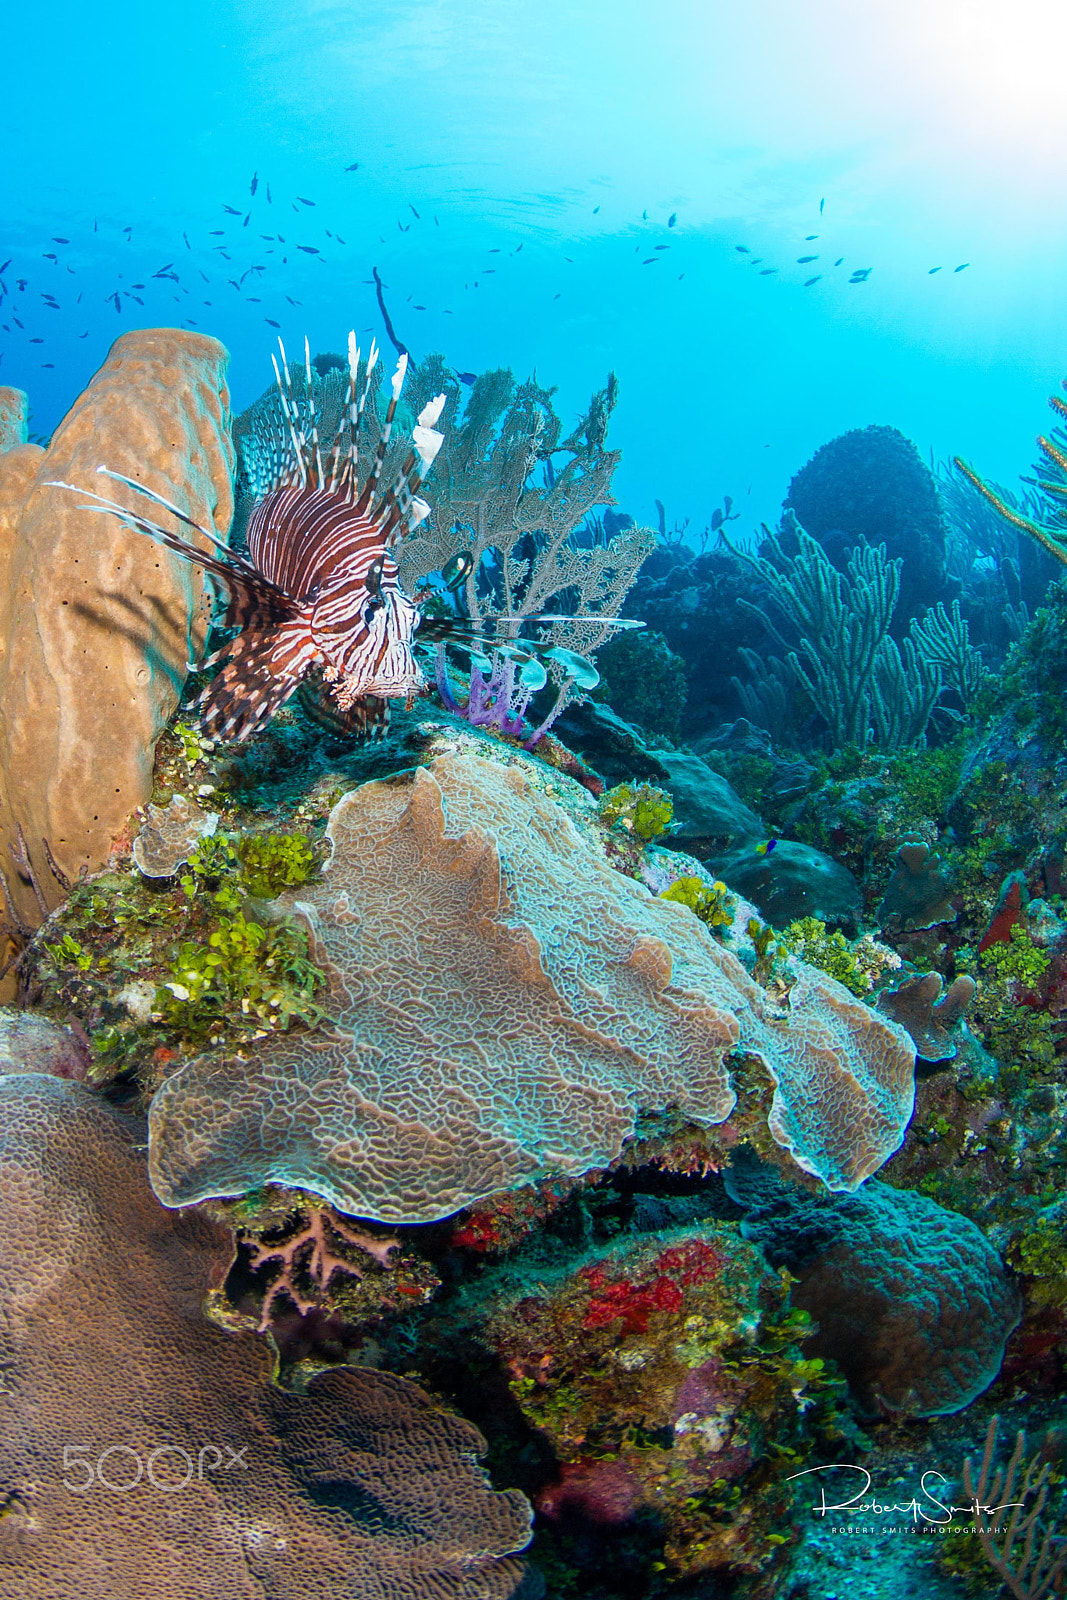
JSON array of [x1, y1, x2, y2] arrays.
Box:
[[5, 0, 1067, 535]]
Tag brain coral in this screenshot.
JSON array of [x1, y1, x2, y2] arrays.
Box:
[[149, 753, 915, 1220], [725, 1155, 1021, 1416], [0, 329, 233, 929], [0, 1073, 538, 1600]]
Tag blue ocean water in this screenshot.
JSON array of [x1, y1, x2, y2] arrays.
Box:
[[5, 0, 1067, 537]]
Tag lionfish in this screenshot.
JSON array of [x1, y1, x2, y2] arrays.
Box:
[[51, 333, 617, 745], [52, 335, 455, 742]]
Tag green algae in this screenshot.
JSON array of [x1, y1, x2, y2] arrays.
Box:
[[659, 874, 736, 933], [599, 781, 675, 842]]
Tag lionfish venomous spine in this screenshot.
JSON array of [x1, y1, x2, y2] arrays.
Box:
[[52, 334, 446, 743]]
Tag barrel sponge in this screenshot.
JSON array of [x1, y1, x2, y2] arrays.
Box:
[[783, 423, 949, 630], [727, 1160, 1022, 1416], [0, 330, 234, 930], [148, 753, 915, 1222], [0, 1073, 538, 1600]]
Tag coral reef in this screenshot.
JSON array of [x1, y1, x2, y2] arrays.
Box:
[[616, 543, 771, 735], [593, 626, 688, 742], [0, 1072, 538, 1600], [147, 751, 916, 1218], [725, 1156, 1021, 1417], [0, 329, 234, 929], [875, 971, 976, 1064], [482, 1225, 830, 1588], [876, 836, 957, 933]]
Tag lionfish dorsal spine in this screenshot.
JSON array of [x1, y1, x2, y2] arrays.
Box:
[[271, 348, 307, 491], [324, 335, 358, 496], [302, 336, 325, 487], [354, 352, 408, 517], [373, 392, 447, 544]]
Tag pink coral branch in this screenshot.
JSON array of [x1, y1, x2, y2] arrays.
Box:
[[248, 1208, 399, 1331]]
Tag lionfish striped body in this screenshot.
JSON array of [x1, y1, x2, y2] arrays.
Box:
[[53, 334, 445, 743]]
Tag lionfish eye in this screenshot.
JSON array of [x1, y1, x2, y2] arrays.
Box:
[[365, 555, 385, 598], [442, 551, 474, 592]]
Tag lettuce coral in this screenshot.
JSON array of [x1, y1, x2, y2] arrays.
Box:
[[148, 753, 916, 1220]]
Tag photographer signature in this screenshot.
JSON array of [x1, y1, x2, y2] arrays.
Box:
[[785, 1464, 1026, 1525]]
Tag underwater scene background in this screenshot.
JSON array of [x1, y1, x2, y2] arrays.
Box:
[[2, 2, 1067, 1597]]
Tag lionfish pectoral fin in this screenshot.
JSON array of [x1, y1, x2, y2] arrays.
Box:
[[45, 476, 296, 620], [193, 612, 321, 742]]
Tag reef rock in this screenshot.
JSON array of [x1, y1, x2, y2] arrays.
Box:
[[484, 1226, 802, 1581], [149, 753, 915, 1219], [725, 1155, 1021, 1416], [0, 1008, 88, 1079], [0, 388, 28, 453], [712, 836, 863, 930], [655, 750, 764, 854], [0, 329, 233, 929], [0, 1073, 538, 1600]]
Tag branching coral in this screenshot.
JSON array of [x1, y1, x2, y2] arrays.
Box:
[[727, 513, 948, 750], [245, 1205, 399, 1330], [956, 376, 1067, 569], [960, 1416, 1067, 1600]]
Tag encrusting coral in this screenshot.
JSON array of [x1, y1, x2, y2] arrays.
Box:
[[148, 751, 916, 1220], [131, 792, 219, 878], [724, 1155, 1021, 1417], [0, 329, 234, 930], [0, 1072, 540, 1600]]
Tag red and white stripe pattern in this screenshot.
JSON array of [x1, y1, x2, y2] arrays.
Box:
[[52, 334, 446, 745]]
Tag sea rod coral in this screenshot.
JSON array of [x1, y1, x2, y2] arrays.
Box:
[[148, 751, 917, 1220]]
